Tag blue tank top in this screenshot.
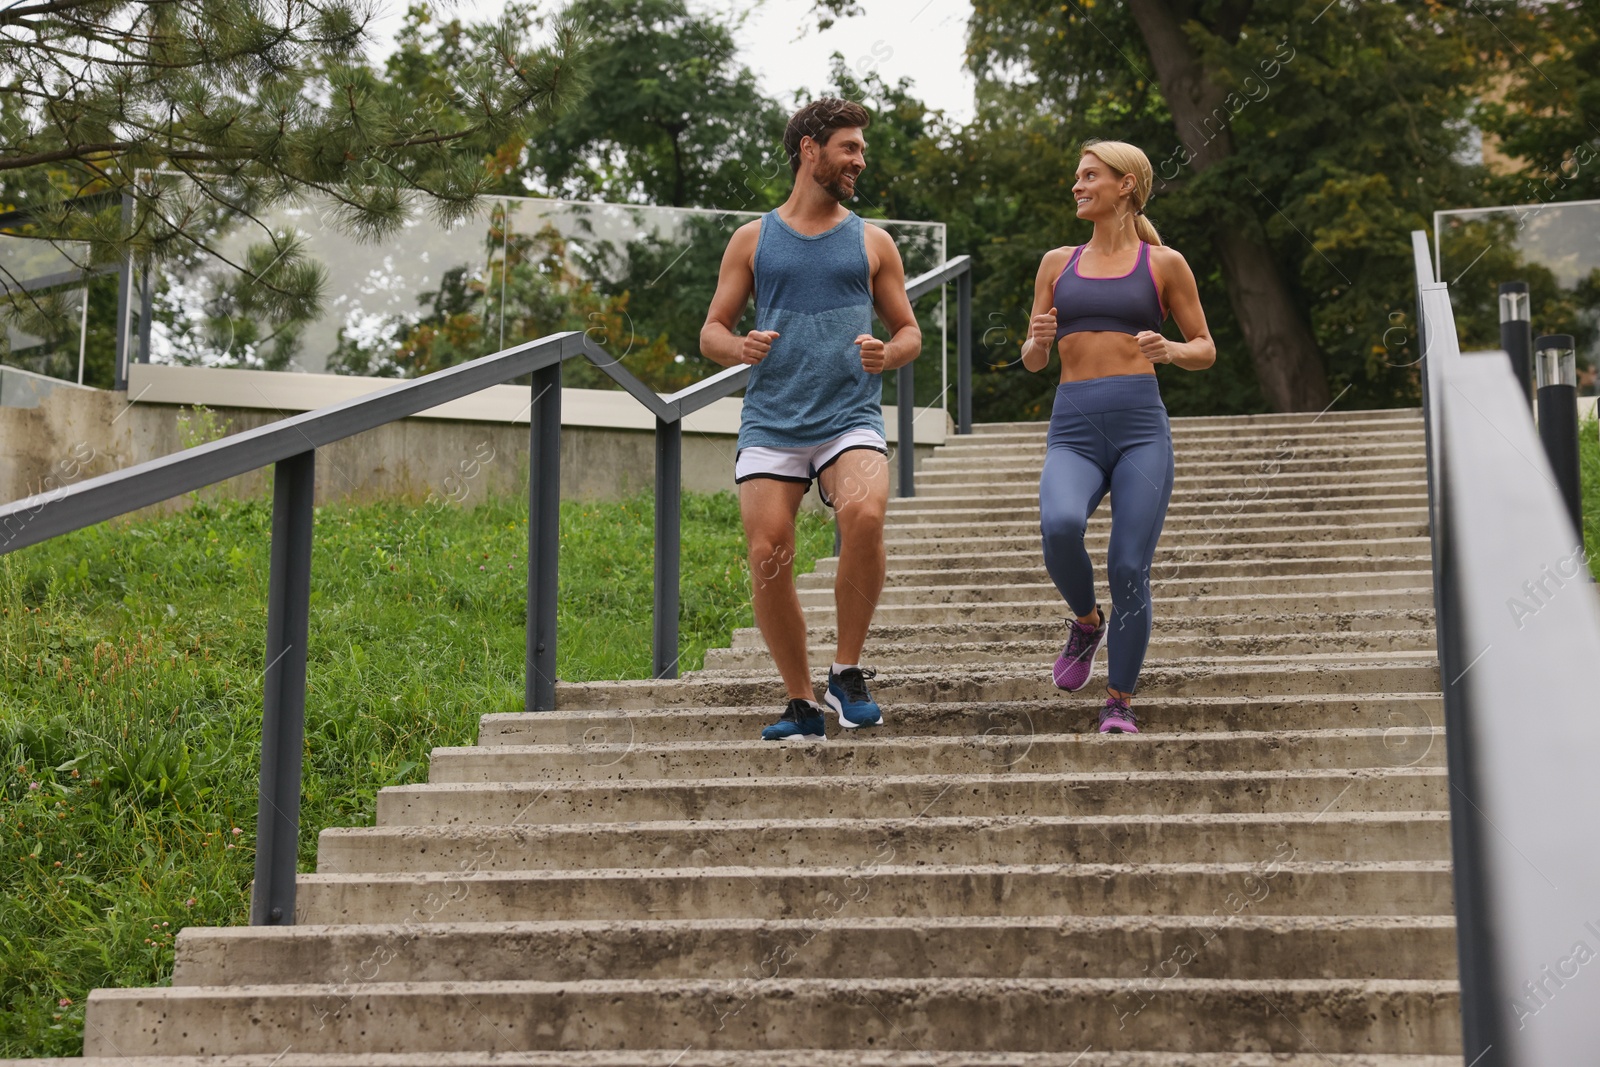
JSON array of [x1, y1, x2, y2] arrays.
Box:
[[739, 209, 883, 449], [1053, 241, 1165, 337]]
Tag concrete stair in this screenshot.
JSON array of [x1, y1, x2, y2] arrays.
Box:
[[51, 407, 1457, 1064]]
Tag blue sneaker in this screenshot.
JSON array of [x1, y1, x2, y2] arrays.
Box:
[[761, 698, 827, 741], [826, 667, 883, 729]]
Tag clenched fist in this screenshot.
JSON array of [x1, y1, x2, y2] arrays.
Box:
[[1136, 330, 1172, 365], [1030, 306, 1059, 350], [856, 333, 886, 374], [741, 329, 780, 365]]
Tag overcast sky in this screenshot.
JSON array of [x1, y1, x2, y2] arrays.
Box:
[[363, 0, 977, 124]]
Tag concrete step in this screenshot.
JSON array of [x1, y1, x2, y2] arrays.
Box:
[[482, 693, 1444, 746], [808, 554, 1431, 583], [970, 410, 1421, 434], [801, 589, 1437, 625], [883, 521, 1429, 549], [915, 466, 1426, 489], [869, 538, 1432, 566], [480, 694, 1444, 746], [289, 860, 1456, 925], [172, 914, 1460, 986], [881, 506, 1429, 532], [4, 1052, 1473, 1067], [376, 767, 1449, 827], [920, 452, 1425, 475], [81, 976, 1460, 1057], [947, 427, 1423, 451], [902, 483, 1427, 508], [884, 496, 1429, 523], [932, 434, 1423, 454], [555, 660, 1442, 710], [425, 728, 1446, 786], [796, 571, 1433, 607], [316, 811, 1449, 875], [703, 630, 1437, 671], [728, 610, 1437, 650]]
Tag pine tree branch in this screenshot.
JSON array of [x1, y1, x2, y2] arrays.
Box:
[[0, 0, 118, 28], [0, 142, 137, 171]]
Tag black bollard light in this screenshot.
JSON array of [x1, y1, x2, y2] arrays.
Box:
[[1499, 282, 1534, 406], [1535, 334, 1584, 537]]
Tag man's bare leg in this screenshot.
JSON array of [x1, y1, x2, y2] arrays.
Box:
[[740, 477, 814, 701], [819, 449, 889, 664]]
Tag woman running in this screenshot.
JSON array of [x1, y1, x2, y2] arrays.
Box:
[[1020, 140, 1216, 734]]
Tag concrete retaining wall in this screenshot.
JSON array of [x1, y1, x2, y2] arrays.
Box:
[[0, 364, 946, 514]]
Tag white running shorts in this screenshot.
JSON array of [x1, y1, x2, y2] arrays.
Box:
[[734, 428, 888, 508]]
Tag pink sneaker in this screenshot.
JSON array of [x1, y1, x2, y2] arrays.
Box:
[[1053, 612, 1105, 691], [1098, 697, 1139, 735]]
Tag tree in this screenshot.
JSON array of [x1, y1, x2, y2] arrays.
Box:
[[517, 0, 788, 208], [955, 0, 1515, 412], [0, 0, 590, 369]]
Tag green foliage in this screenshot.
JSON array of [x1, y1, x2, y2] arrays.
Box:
[[0, 0, 592, 364], [0, 489, 830, 1055], [520, 0, 788, 208], [1583, 417, 1600, 579]]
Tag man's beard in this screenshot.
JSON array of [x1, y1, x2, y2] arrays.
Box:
[[813, 159, 857, 202]]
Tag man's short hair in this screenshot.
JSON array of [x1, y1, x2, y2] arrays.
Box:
[[783, 99, 872, 175]]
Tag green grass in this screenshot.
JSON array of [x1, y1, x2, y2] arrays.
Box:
[[0, 490, 831, 1056], [1583, 417, 1600, 578]]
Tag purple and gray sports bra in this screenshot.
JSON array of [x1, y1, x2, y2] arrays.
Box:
[[1052, 241, 1166, 338]]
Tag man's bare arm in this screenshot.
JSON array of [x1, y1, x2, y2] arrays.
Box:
[[858, 226, 922, 374], [700, 222, 775, 368]]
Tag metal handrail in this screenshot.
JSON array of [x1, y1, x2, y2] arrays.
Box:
[[0, 253, 975, 926], [1412, 231, 1600, 1065]]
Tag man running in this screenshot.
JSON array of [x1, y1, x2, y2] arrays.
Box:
[[700, 98, 921, 740]]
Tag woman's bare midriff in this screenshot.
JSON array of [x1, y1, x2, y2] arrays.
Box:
[[1056, 331, 1156, 383]]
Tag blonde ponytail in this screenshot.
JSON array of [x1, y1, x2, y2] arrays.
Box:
[[1082, 138, 1163, 247]]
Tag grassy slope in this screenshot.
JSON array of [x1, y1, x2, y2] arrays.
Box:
[[1583, 418, 1599, 577], [0, 491, 830, 1055]]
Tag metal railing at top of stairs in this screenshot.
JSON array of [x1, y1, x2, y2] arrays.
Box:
[[1411, 230, 1600, 1066], [0, 254, 974, 927]]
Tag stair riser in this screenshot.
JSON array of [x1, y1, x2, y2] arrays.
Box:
[[557, 664, 1441, 711], [809, 556, 1431, 583], [881, 510, 1429, 534], [291, 866, 1456, 926], [946, 430, 1423, 452], [802, 593, 1436, 624], [317, 816, 1450, 874], [885, 522, 1430, 547], [478, 696, 1445, 746], [427, 730, 1446, 786], [971, 412, 1421, 432], [889, 492, 1427, 511], [81, 981, 1460, 1057], [884, 501, 1428, 524], [732, 610, 1437, 649], [702, 631, 1438, 670], [796, 573, 1430, 606], [376, 770, 1449, 827], [922, 453, 1424, 474], [916, 468, 1426, 489], [173, 918, 1460, 987], [903, 480, 1429, 502], [876, 540, 1431, 565]]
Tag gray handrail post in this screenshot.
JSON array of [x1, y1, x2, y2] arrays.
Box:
[[652, 416, 682, 679], [526, 362, 562, 711], [896, 362, 915, 497], [957, 267, 973, 434], [250, 448, 315, 926]]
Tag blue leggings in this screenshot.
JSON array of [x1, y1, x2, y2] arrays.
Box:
[[1038, 374, 1175, 694]]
